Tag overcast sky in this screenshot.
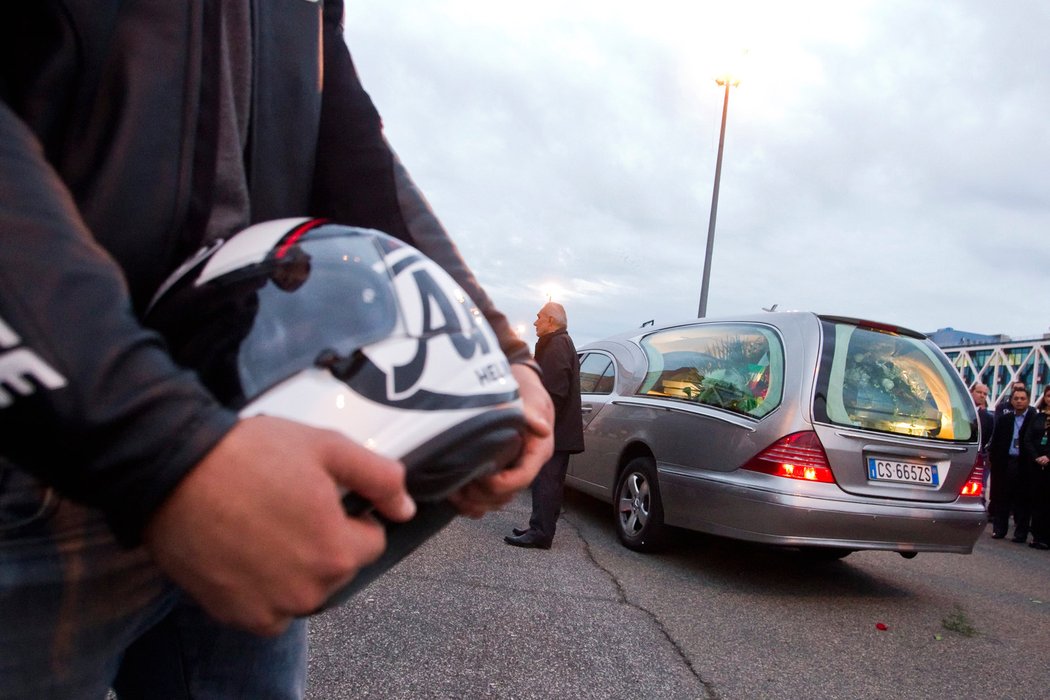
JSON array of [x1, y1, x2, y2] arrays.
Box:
[[345, 1, 1049, 347]]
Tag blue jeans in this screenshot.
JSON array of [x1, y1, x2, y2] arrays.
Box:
[[0, 462, 306, 699]]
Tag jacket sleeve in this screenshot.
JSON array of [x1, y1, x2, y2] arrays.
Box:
[[0, 104, 238, 545], [312, 1, 531, 366], [1022, 411, 1045, 461], [537, 335, 574, 410], [988, 413, 1009, 461]]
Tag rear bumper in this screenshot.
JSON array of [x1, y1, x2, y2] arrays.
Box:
[[659, 467, 987, 553]]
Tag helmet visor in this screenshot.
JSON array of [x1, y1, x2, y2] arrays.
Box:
[[148, 230, 400, 408]]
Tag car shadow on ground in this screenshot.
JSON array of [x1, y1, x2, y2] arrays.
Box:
[[562, 488, 913, 602]]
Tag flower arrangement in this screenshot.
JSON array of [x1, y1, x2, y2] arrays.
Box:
[[845, 352, 927, 412]]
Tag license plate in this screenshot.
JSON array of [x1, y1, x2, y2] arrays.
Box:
[[867, 457, 939, 486]]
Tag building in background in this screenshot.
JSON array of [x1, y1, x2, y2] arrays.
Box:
[[928, 327, 1050, 408]]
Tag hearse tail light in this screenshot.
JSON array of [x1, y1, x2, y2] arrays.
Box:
[[743, 431, 836, 484], [960, 452, 986, 498]]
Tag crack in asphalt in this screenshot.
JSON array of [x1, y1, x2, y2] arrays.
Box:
[[560, 515, 721, 700], [388, 505, 720, 697]]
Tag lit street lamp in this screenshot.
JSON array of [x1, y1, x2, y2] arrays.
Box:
[[697, 75, 739, 318]]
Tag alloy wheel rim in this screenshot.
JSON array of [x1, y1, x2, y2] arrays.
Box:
[[619, 471, 650, 535]]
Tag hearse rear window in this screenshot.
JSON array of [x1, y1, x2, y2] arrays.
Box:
[[814, 320, 975, 441]]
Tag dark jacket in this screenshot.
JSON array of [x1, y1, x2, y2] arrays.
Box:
[[0, 1, 528, 543], [977, 407, 995, 453], [1024, 413, 1050, 463], [988, 406, 1040, 467], [535, 329, 584, 454]]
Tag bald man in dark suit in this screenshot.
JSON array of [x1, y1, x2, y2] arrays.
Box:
[[505, 302, 584, 549]]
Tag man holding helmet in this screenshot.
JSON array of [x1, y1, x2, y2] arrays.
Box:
[[0, 3, 553, 698]]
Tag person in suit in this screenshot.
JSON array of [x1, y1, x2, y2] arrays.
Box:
[[988, 387, 1040, 541], [1034, 385, 1050, 413], [971, 383, 995, 499], [505, 302, 585, 549], [1024, 411, 1050, 550], [994, 381, 1028, 413], [971, 383, 995, 453]]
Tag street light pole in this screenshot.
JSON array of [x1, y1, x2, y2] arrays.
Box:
[[697, 77, 736, 318]]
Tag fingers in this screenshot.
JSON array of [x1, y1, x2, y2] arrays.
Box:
[[512, 364, 554, 439], [449, 426, 554, 516], [235, 514, 390, 635], [147, 365, 551, 635], [448, 364, 556, 517], [319, 433, 416, 523], [143, 416, 415, 634]]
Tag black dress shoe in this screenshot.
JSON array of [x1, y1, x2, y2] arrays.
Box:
[[991, 531, 1006, 539], [512, 527, 529, 536], [1012, 534, 1028, 543], [1029, 541, 1050, 550], [504, 532, 552, 550]]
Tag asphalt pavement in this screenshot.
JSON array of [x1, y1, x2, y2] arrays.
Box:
[[307, 491, 1050, 699]]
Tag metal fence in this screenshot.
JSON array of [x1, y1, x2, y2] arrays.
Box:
[[941, 336, 1050, 408]]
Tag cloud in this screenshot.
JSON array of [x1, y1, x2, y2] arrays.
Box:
[[347, 1, 1050, 345]]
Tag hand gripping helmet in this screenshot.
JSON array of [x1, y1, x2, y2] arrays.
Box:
[[146, 218, 525, 606]]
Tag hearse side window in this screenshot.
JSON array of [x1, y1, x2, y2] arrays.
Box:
[[579, 352, 615, 395], [636, 324, 784, 418]]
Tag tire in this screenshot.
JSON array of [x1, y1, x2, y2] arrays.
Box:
[[613, 456, 666, 552]]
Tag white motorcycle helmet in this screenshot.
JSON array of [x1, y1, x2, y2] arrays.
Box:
[[146, 218, 525, 604]]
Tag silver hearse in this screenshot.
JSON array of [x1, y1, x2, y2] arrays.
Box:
[[567, 312, 986, 559]]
